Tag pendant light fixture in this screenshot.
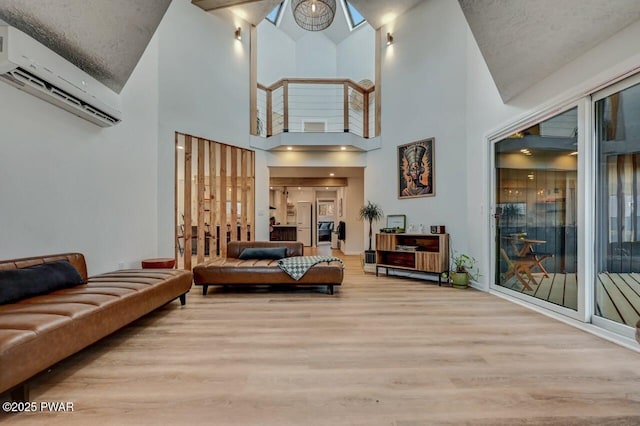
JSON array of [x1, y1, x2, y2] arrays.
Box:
[[292, 0, 336, 31]]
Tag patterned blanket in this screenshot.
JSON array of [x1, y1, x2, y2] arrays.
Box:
[[278, 256, 345, 280]]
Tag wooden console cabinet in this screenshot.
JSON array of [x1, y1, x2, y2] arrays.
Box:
[[375, 233, 450, 285]]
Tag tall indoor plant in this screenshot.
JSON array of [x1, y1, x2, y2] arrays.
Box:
[[359, 201, 384, 264]]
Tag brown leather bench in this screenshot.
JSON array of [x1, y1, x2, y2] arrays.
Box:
[[0, 253, 192, 401], [193, 241, 343, 295]]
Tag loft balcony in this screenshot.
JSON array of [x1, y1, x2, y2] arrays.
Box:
[[251, 78, 380, 152]]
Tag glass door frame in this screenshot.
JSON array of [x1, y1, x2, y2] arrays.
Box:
[[590, 72, 640, 338], [487, 99, 592, 323]]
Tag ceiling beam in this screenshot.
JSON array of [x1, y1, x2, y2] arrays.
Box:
[[192, 0, 268, 12], [270, 178, 348, 187]]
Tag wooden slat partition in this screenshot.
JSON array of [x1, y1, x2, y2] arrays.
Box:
[[183, 135, 193, 271], [209, 141, 217, 256], [241, 150, 248, 241], [197, 138, 206, 264], [175, 132, 254, 266], [219, 144, 228, 258], [231, 147, 239, 241], [249, 151, 255, 240]]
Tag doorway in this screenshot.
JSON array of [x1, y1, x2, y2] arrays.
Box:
[[492, 107, 582, 318], [593, 74, 640, 335], [268, 166, 365, 254]]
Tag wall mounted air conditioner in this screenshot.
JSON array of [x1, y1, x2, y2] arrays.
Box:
[[0, 24, 121, 127]]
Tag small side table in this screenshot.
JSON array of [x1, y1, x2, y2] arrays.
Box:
[[141, 258, 176, 269]]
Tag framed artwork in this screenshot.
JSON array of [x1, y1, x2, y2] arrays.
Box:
[[398, 138, 435, 199], [386, 215, 406, 232]]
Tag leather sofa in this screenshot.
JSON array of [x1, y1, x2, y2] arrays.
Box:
[[193, 241, 343, 295], [0, 253, 192, 401]]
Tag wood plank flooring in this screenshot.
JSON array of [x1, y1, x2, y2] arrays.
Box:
[[2, 252, 640, 425]]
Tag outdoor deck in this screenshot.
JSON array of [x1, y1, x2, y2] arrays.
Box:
[[501, 272, 640, 327]]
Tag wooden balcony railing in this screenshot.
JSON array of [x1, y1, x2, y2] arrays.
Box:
[[256, 78, 376, 138]]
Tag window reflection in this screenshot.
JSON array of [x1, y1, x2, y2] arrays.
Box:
[[495, 108, 578, 310], [596, 82, 640, 327]]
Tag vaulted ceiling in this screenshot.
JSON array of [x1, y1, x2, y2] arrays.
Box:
[[459, 0, 640, 101], [192, 0, 425, 29], [1, 0, 640, 103]]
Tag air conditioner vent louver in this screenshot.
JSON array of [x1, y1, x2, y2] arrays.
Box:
[[0, 24, 121, 127], [2, 67, 119, 126]]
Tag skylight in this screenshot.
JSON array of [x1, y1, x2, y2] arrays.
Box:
[[344, 1, 365, 28], [265, 2, 284, 25]]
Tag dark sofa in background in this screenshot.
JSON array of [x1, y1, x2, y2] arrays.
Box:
[[318, 221, 334, 242]]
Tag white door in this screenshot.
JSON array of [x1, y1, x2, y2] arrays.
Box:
[[297, 202, 312, 246]]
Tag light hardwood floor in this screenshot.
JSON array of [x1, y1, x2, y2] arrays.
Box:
[[2, 251, 640, 425]]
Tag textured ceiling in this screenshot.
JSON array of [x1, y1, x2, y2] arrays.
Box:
[[2, 0, 639, 103], [194, 0, 282, 25], [459, 0, 640, 102], [0, 0, 172, 93]]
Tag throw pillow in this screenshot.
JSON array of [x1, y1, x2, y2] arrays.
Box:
[[238, 247, 288, 260], [0, 260, 87, 305]]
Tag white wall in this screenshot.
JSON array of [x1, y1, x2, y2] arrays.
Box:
[[342, 175, 365, 254], [156, 0, 271, 255], [257, 20, 296, 85], [295, 33, 337, 77], [366, 0, 469, 256], [0, 27, 160, 273], [337, 25, 375, 82], [258, 20, 374, 83]]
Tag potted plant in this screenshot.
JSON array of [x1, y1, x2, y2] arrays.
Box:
[[448, 251, 479, 289], [359, 201, 384, 264]]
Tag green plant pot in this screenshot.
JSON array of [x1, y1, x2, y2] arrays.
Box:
[[450, 271, 470, 289]]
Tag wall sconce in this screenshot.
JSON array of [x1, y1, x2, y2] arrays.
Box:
[[235, 27, 242, 41], [386, 32, 394, 46]]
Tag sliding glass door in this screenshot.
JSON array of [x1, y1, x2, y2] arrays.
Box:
[[493, 108, 580, 315], [594, 76, 640, 335]]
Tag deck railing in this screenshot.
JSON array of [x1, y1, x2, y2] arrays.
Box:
[[256, 78, 376, 138]]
